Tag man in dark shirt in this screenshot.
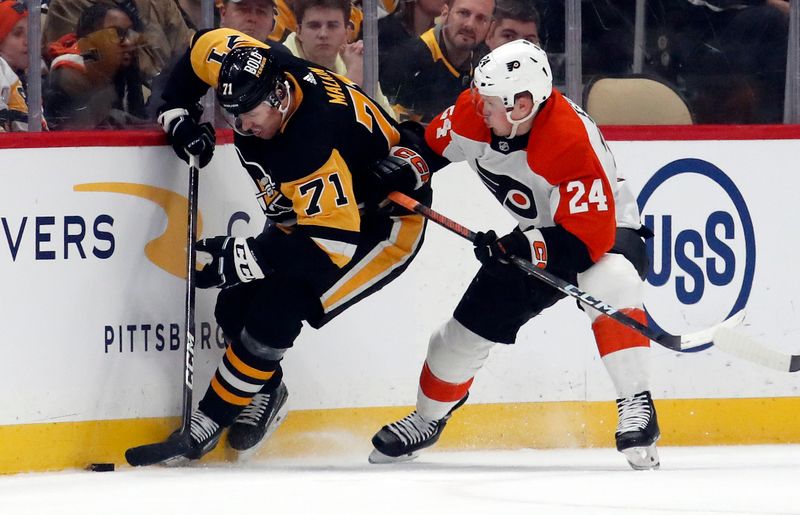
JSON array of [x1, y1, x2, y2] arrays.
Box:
[[380, 0, 494, 123]]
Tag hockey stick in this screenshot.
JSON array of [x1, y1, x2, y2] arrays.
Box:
[[125, 156, 200, 466], [388, 191, 744, 354], [179, 154, 200, 432], [710, 328, 800, 373]]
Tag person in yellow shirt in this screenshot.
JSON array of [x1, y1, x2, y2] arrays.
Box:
[[283, 0, 396, 118], [268, 0, 361, 43]]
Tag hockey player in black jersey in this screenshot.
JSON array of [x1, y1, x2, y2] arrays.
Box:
[[125, 28, 439, 466]]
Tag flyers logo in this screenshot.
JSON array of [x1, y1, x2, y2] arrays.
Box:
[[474, 161, 537, 220], [75, 182, 203, 279]]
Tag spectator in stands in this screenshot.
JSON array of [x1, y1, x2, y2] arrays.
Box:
[[378, 0, 446, 61], [0, 0, 35, 131], [660, 0, 790, 123], [284, 0, 396, 118], [483, 0, 538, 51], [44, 3, 148, 129], [43, 0, 194, 81], [269, 0, 362, 43], [380, 0, 493, 123], [220, 0, 277, 43]]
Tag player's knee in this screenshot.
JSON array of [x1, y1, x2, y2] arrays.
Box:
[[239, 328, 290, 362], [426, 318, 495, 382], [578, 254, 643, 322]]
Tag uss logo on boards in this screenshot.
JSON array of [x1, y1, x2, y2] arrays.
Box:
[[637, 158, 756, 352]]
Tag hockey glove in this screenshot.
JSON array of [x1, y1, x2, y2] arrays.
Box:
[[367, 146, 431, 200], [195, 236, 268, 289], [473, 228, 549, 269], [158, 108, 216, 168]]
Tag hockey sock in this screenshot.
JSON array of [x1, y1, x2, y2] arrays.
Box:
[[417, 318, 495, 420], [593, 307, 651, 398], [198, 338, 281, 427]]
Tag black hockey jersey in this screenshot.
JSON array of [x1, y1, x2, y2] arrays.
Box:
[[160, 28, 410, 269]]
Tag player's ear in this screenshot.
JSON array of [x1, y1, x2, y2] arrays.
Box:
[[515, 93, 534, 118]]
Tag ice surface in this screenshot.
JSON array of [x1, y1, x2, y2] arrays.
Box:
[[1, 445, 798, 515]]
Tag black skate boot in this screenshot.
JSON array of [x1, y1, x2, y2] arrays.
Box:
[[227, 381, 289, 456], [125, 410, 223, 467], [369, 393, 469, 464], [615, 390, 660, 470]]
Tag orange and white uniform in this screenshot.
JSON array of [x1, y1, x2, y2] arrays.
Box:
[[416, 87, 652, 419]]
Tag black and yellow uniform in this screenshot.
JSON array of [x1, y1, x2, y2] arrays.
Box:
[[379, 24, 481, 123], [160, 28, 431, 425]]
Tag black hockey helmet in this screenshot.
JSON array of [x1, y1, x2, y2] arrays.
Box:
[[217, 46, 284, 116]]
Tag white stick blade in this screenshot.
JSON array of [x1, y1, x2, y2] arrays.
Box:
[[713, 327, 791, 372], [679, 310, 746, 348]]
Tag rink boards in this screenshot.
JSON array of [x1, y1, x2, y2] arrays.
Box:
[[1, 126, 799, 473]]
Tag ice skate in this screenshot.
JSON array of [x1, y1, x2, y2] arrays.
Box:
[[125, 410, 223, 467], [615, 390, 660, 470], [228, 381, 289, 457], [369, 393, 468, 464]]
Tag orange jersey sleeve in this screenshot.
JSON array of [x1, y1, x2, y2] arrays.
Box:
[[526, 92, 616, 262]]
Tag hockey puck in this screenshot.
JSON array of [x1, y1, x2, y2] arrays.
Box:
[[88, 463, 115, 472]]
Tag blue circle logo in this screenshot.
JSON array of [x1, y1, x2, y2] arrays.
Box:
[[637, 158, 756, 352]]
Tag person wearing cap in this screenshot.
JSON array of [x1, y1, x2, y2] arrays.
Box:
[[219, 0, 277, 43], [123, 28, 442, 465], [0, 0, 33, 131]]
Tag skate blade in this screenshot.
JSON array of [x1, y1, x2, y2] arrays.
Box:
[[368, 448, 420, 464], [621, 443, 660, 470], [233, 402, 290, 462], [161, 455, 191, 467]]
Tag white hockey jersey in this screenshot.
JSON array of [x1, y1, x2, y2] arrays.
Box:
[[0, 56, 28, 132], [425, 88, 642, 263]]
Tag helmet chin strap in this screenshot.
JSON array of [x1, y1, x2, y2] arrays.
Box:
[[277, 80, 292, 124], [504, 103, 539, 138]]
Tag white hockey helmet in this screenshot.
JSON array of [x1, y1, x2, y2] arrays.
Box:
[[473, 39, 552, 111]]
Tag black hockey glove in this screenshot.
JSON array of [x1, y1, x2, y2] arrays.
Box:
[[366, 146, 431, 202], [195, 236, 269, 289], [473, 228, 549, 269], [158, 108, 216, 168]]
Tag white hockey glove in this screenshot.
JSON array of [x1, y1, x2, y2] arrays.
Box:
[[196, 236, 268, 289]]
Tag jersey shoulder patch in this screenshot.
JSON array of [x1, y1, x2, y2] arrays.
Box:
[[190, 29, 271, 88]]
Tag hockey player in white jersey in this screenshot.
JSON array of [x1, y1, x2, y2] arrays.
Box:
[[369, 39, 660, 470]]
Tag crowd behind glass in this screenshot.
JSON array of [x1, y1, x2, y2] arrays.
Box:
[[0, 0, 796, 133]]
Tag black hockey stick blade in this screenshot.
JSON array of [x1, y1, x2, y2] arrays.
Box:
[[387, 191, 742, 354], [125, 435, 191, 467]]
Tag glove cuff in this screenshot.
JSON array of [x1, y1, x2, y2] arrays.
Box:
[[388, 146, 430, 190], [157, 108, 189, 134], [232, 237, 266, 283], [520, 228, 548, 269]]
